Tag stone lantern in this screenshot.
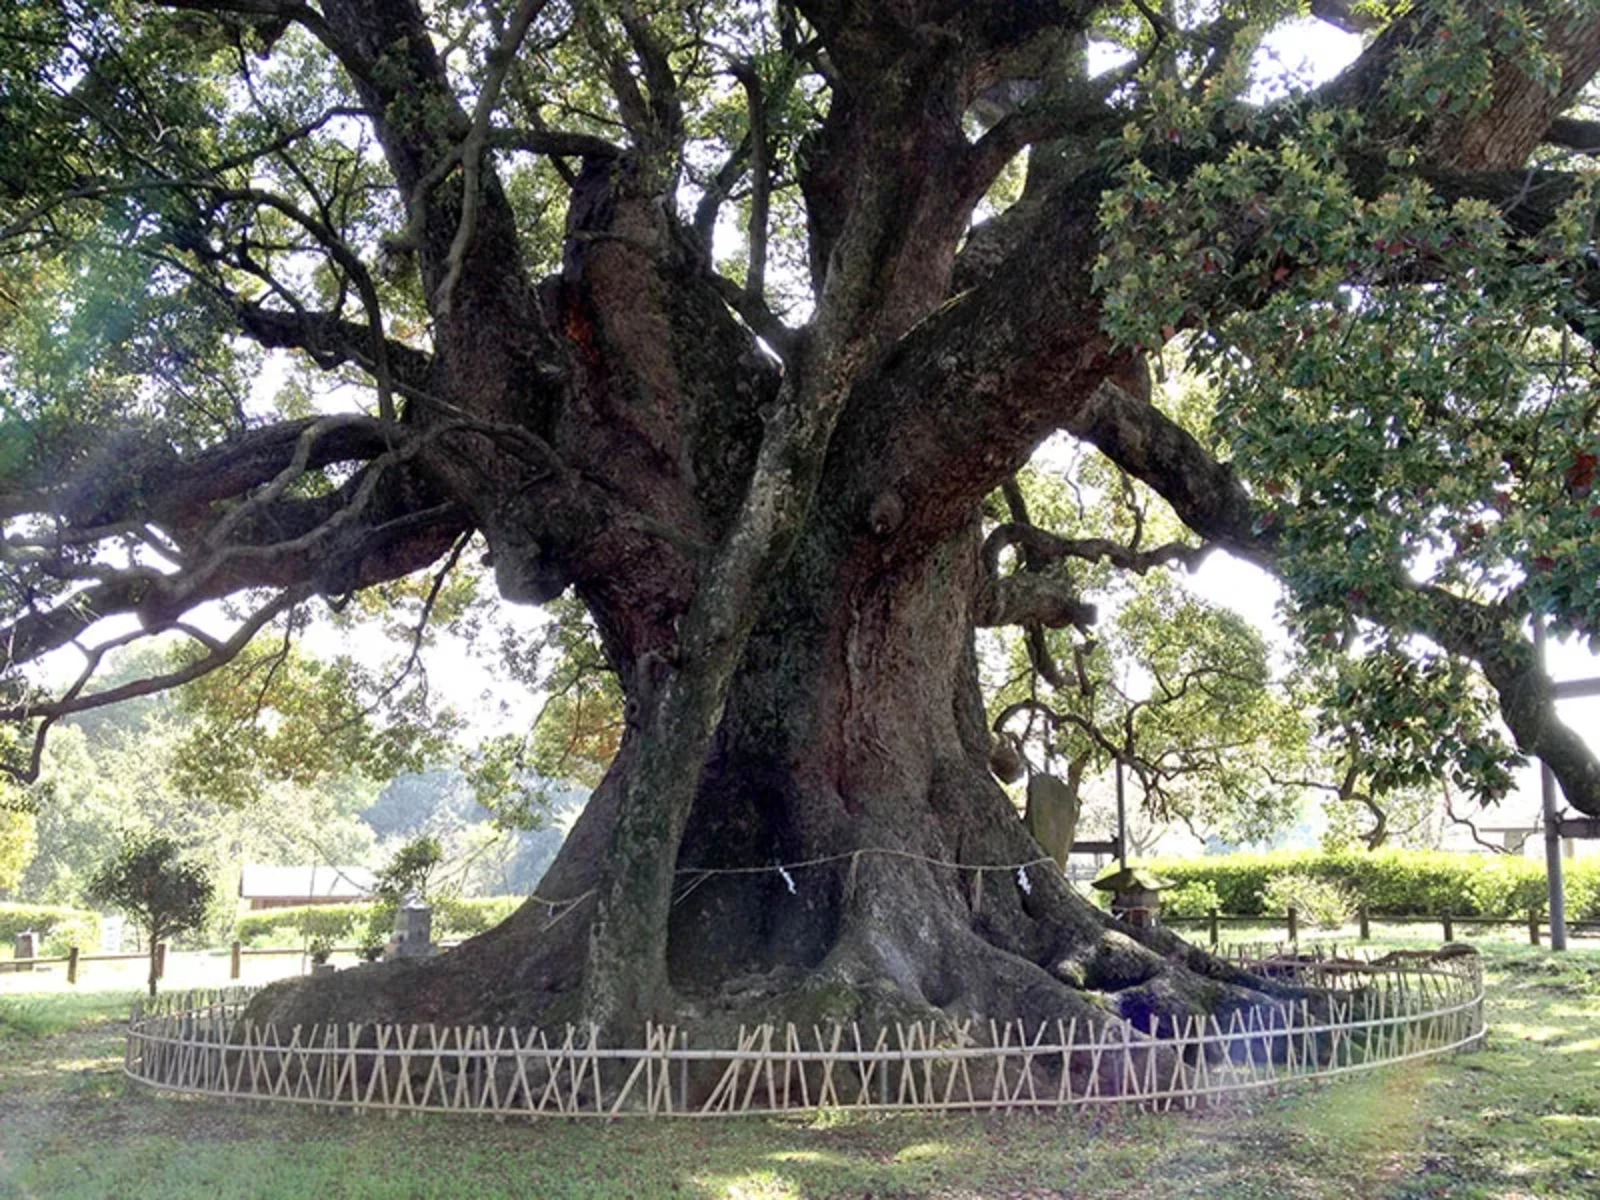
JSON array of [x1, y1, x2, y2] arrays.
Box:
[[385, 894, 437, 960], [1091, 865, 1175, 930]]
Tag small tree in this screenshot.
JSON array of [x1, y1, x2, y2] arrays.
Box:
[[88, 834, 213, 997], [373, 834, 444, 906], [359, 835, 445, 960]]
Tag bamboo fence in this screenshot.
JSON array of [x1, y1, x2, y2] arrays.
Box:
[[123, 953, 1484, 1119]]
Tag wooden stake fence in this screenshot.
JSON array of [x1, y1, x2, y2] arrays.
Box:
[[125, 956, 1485, 1119]]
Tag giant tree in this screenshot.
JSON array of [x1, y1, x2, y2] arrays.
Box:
[[3, 0, 1599, 1037]]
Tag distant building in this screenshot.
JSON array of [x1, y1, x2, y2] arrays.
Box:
[[238, 864, 376, 910]]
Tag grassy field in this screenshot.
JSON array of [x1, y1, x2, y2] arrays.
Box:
[[2, 938, 1596, 1199]]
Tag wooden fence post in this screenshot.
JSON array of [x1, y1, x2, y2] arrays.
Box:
[[231, 940, 242, 981], [1287, 906, 1298, 944], [154, 941, 167, 981], [1441, 910, 1454, 942], [67, 945, 79, 985], [1358, 906, 1370, 941], [1529, 910, 1541, 946], [1208, 909, 1220, 948]]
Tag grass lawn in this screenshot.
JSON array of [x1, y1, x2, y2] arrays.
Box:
[[1, 939, 1596, 1199]]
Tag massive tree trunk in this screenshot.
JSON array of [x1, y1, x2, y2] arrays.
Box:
[[244, 84, 1269, 1036], [256, 511, 1269, 1038]]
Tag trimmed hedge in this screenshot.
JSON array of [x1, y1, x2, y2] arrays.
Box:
[[234, 896, 525, 947], [1149, 849, 1600, 921], [234, 902, 370, 946], [0, 903, 101, 957], [432, 895, 520, 937]]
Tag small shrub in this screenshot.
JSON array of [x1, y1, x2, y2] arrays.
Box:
[[40, 915, 101, 957], [1163, 880, 1223, 918], [1260, 873, 1355, 930], [356, 930, 386, 962], [0, 904, 101, 956], [1565, 868, 1600, 923]]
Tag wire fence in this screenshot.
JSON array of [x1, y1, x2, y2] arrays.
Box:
[[123, 951, 1484, 1119]]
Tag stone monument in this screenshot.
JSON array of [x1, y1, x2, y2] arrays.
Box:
[[385, 895, 437, 960]]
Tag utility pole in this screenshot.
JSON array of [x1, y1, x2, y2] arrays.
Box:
[[1115, 756, 1128, 872], [1535, 620, 1567, 951]]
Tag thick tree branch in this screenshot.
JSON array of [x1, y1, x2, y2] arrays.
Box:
[[0, 412, 494, 672], [977, 572, 1096, 631], [705, 270, 799, 358], [234, 304, 434, 391], [1545, 117, 1600, 156], [1308, 0, 1383, 35], [51, 415, 395, 532], [0, 582, 323, 789], [0, 585, 309, 730], [155, 0, 376, 87], [730, 60, 770, 304], [486, 128, 623, 160], [0, 488, 467, 675], [212, 187, 396, 419], [316, 0, 562, 437], [982, 522, 1212, 578], [692, 131, 752, 250], [434, 0, 552, 319]]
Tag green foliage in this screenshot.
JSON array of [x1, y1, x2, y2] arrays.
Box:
[[462, 596, 623, 822], [430, 894, 521, 937], [87, 833, 214, 991], [0, 807, 35, 896], [0, 902, 100, 956], [1086, 4, 1600, 807], [372, 835, 443, 904], [1161, 879, 1224, 918], [1259, 872, 1356, 929], [234, 903, 369, 947], [984, 485, 1313, 845], [16, 723, 146, 906], [1154, 848, 1600, 919], [525, 600, 624, 791], [1318, 647, 1522, 809], [14, 648, 382, 943], [170, 644, 458, 810]]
